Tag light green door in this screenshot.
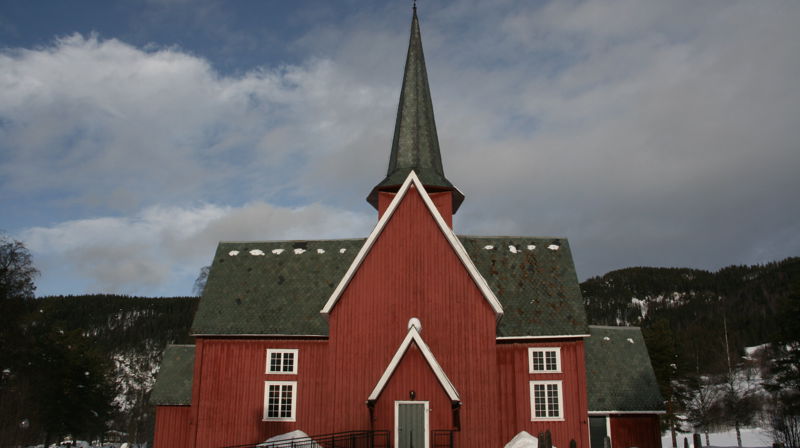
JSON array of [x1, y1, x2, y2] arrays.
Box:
[[397, 402, 427, 448]]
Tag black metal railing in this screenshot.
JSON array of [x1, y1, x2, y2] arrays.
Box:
[[432, 430, 455, 448], [223, 430, 390, 448]]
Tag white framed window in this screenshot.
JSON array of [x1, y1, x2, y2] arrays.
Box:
[[266, 349, 298, 374], [264, 381, 297, 421], [530, 381, 564, 421], [528, 347, 561, 373]]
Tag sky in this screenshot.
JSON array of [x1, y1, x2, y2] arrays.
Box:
[[1, 0, 798, 297]]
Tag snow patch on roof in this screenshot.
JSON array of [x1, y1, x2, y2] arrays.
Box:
[[508, 245, 518, 253], [271, 249, 284, 255], [228, 250, 240, 256], [484, 245, 494, 250], [293, 248, 306, 255], [316, 248, 325, 254], [627, 338, 634, 344], [339, 248, 347, 253], [527, 245, 536, 251], [603, 336, 611, 341], [249, 249, 265, 256], [547, 244, 560, 251]]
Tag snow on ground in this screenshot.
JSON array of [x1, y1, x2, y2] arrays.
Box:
[[662, 428, 772, 448]]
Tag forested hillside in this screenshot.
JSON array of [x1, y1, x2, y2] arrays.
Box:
[[582, 257, 799, 374], [2, 258, 797, 446], [0, 294, 197, 447], [582, 257, 800, 445]]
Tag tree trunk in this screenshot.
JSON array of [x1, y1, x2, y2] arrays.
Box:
[[705, 430, 710, 446], [669, 400, 677, 448], [736, 420, 742, 448]]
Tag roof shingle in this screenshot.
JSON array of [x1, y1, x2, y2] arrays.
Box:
[[192, 236, 588, 337], [584, 325, 665, 412], [150, 345, 194, 406]]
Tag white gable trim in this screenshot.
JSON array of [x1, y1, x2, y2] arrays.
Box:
[[320, 171, 503, 318], [367, 326, 460, 403]]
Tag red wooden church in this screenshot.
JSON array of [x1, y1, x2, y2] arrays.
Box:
[[151, 9, 664, 448]]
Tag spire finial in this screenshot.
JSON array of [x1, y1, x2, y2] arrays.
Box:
[[413, 0, 417, 14]]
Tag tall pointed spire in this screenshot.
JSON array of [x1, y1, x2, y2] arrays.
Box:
[[367, 7, 464, 212]]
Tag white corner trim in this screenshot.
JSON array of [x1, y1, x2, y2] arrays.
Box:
[[368, 326, 460, 402], [320, 171, 503, 318]]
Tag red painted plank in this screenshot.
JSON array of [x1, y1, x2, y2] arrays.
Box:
[[153, 406, 191, 448], [162, 186, 597, 448], [496, 340, 591, 448], [611, 415, 661, 448]]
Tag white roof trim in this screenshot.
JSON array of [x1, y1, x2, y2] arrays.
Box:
[[320, 171, 503, 318], [367, 326, 460, 403], [588, 410, 667, 415], [496, 334, 591, 341]]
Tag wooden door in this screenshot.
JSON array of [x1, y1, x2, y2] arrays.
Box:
[[396, 401, 428, 448]]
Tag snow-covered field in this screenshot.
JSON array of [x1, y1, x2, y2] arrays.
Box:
[[662, 428, 772, 448]]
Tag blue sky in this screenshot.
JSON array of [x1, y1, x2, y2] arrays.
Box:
[[1, 0, 799, 297]]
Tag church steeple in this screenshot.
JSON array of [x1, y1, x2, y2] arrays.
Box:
[[367, 7, 464, 214]]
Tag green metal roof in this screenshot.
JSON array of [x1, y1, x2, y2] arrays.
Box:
[[192, 237, 588, 337], [461, 237, 588, 337], [585, 326, 665, 412], [150, 345, 194, 406], [367, 9, 463, 211]]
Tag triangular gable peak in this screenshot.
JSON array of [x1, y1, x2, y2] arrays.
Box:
[[367, 323, 460, 405], [320, 171, 503, 318]]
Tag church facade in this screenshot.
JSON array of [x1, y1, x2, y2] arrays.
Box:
[[151, 9, 664, 448]]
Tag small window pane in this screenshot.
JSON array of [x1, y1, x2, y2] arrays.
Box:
[[545, 351, 557, 371], [283, 353, 294, 372], [532, 352, 544, 371]]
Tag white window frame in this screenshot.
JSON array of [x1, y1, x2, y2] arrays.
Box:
[[266, 349, 298, 374], [530, 380, 564, 421], [263, 381, 297, 421], [528, 347, 561, 373]]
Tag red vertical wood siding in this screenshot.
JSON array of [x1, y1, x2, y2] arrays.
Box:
[[610, 415, 661, 448], [329, 187, 500, 446], [190, 339, 330, 448], [378, 190, 453, 228], [496, 340, 590, 448], [372, 346, 454, 436], [153, 406, 191, 448], [378, 191, 396, 219], [163, 186, 596, 447]]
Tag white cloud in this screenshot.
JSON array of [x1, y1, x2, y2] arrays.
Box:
[[21, 202, 371, 295], [3, 0, 800, 296], [0, 33, 390, 212]]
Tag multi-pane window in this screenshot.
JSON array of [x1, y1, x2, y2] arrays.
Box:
[[264, 381, 296, 421], [528, 347, 561, 373], [266, 349, 298, 374], [530, 381, 563, 420]]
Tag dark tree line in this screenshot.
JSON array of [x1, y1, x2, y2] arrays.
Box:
[[583, 258, 800, 447], [0, 234, 198, 447]]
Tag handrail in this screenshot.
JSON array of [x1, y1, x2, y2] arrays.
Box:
[[221, 430, 390, 448]]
